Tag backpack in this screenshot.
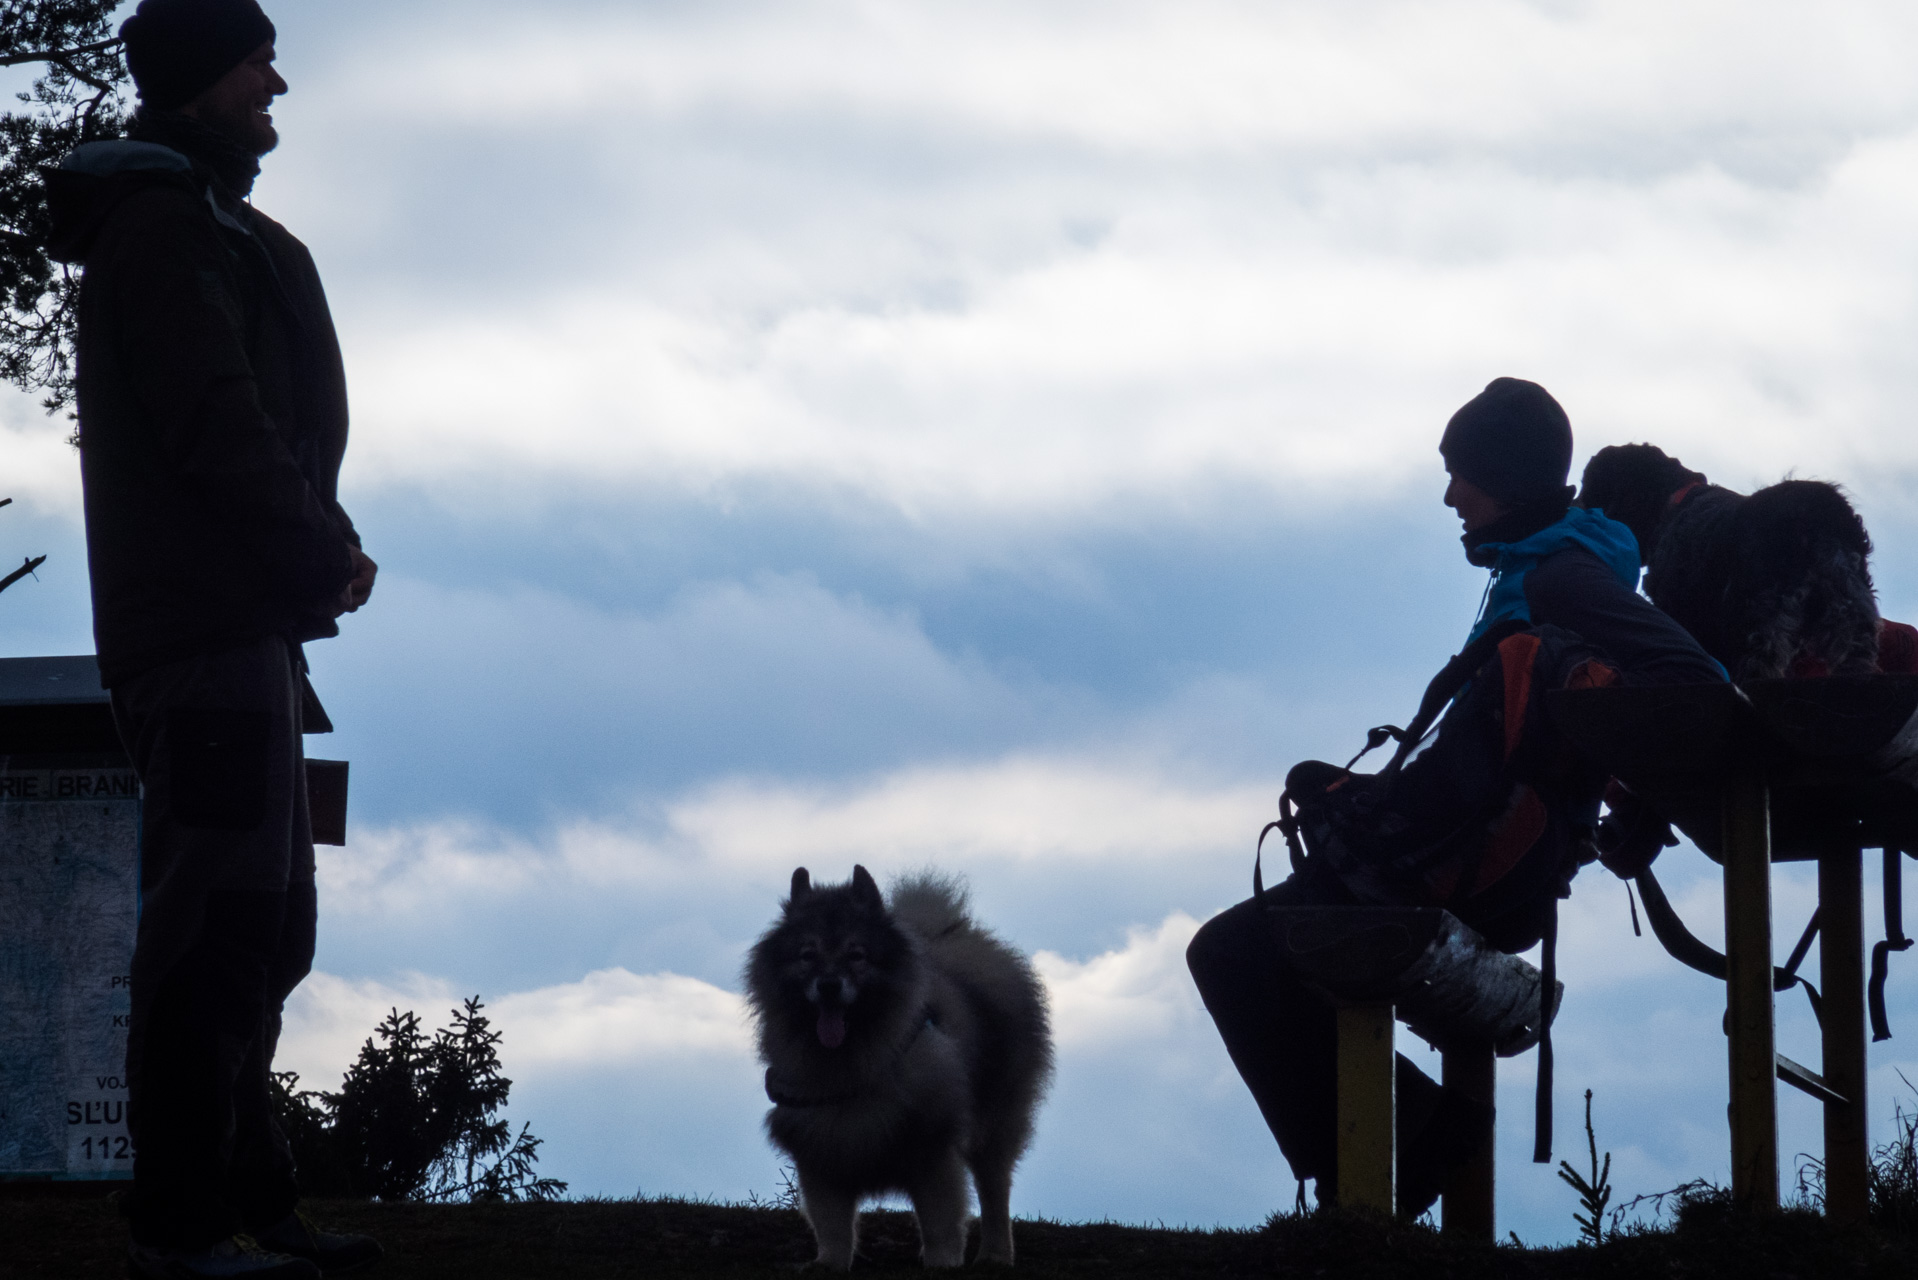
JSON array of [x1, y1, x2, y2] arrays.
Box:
[[1269, 620, 1616, 953]]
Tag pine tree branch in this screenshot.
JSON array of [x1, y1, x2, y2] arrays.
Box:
[[0, 37, 121, 69], [0, 554, 47, 596]]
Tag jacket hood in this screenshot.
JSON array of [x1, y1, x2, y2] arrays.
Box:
[[1465, 506, 1642, 645], [43, 140, 193, 264]]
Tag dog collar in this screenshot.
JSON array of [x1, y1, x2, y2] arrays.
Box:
[[1667, 480, 1705, 509]]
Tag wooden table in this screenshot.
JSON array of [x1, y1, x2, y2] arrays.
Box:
[[1551, 675, 1918, 1219]]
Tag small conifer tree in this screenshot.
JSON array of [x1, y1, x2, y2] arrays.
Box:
[[272, 997, 566, 1203]]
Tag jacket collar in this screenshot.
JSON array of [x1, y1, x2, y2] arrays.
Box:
[[1461, 488, 1575, 567], [1464, 506, 1642, 645], [127, 107, 262, 199]]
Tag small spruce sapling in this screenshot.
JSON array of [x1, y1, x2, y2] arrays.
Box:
[[272, 996, 566, 1202], [1557, 1088, 1613, 1244]]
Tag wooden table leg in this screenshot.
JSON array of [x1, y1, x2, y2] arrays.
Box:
[[1441, 1040, 1495, 1240], [1820, 845, 1868, 1223], [1336, 1004, 1396, 1215], [1722, 777, 1779, 1209]]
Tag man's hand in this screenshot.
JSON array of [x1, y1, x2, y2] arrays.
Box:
[[336, 546, 377, 616]]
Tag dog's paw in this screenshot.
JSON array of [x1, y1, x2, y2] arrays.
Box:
[[919, 1240, 968, 1268]]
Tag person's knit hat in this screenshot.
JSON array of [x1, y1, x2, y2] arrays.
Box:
[[120, 0, 276, 112], [1439, 377, 1573, 507]]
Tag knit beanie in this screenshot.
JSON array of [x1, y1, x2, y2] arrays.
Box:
[[120, 0, 276, 112], [1439, 377, 1574, 507]]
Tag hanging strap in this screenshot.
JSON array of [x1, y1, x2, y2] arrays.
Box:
[[1533, 897, 1557, 1164], [1870, 847, 1913, 1042], [1258, 788, 1317, 904], [1254, 819, 1281, 902], [1632, 865, 1824, 1022]]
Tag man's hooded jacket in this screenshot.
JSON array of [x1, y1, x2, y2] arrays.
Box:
[[46, 126, 357, 686]]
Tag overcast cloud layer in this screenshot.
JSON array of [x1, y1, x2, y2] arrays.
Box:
[[9, 0, 1918, 1245]]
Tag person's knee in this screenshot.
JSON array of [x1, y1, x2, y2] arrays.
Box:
[[1186, 900, 1261, 993], [1185, 912, 1227, 986]]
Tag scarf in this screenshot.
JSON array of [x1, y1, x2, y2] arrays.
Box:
[[127, 106, 261, 198]]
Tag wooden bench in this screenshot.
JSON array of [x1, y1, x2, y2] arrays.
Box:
[[1551, 675, 1918, 1220], [1264, 904, 1556, 1235]]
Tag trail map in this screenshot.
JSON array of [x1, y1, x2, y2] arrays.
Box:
[[0, 768, 140, 1179]]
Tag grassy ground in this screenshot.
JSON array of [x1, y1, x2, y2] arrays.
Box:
[[7, 1192, 1918, 1279]]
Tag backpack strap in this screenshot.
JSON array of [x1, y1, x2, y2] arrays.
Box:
[[1261, 619, 1544, 906], [1532, 897, 1557, 1164], [1380, 619, 1533, 778], [1254, 791, 1315, 903]]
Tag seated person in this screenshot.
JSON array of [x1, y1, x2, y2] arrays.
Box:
[[1186, 378, 1724, 1214]]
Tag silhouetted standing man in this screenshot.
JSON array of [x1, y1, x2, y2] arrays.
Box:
[[47, 2, 378, 1275]]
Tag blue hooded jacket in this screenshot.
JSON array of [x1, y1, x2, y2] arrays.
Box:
[[1465, 507, 1643, 647]]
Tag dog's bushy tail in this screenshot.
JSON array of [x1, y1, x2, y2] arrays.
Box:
[[887, 870, 972, 940]]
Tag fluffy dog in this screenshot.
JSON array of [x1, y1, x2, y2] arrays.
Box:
[[1577, 443, 1880, 679], [744, 866, 1053, 1269]]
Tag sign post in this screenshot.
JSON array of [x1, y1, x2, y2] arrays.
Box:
[[0, 656, 138, 1184]]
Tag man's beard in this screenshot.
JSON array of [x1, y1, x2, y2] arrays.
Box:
[[202, 98, 279, 159]]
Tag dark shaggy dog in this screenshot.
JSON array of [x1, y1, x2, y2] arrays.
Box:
[[1577, 443, 1880, 680], [744, 866, 1053, 1269]]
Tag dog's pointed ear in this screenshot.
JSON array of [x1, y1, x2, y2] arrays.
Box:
[[851, 864, 883, 908], [790, 868, 812, 902]]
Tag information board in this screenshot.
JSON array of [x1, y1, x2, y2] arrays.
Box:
[[0, 766, 140, 1180]]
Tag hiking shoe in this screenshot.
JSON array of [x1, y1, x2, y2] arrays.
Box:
[[251, 1213, 383, 1275], [127, 1235, 321, 1279]]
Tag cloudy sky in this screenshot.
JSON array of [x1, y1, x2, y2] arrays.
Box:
[[10, 0, 1918, 1244]]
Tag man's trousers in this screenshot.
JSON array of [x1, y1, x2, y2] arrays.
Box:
[[111, 636, 315, 1249], [1185, 866, 1483, 1215]]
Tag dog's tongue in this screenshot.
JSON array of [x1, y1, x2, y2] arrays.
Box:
[[816, 1009, 847, 1049]]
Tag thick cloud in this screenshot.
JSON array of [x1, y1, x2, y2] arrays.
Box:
[[13, 2, 1918, 517], [308, 752, 1270, 992], [211, 0, 1918, 519]]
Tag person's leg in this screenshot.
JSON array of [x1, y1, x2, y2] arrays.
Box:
[[1186, 879, 1342, 1191], [1186, 874, 1449, 1208], [231, 651, 313, 1231], [129, 893, 288, 1245], [116, 638, 300, 1249], [225, 872, 313, 1228], [220, 665, 382, 1274]]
